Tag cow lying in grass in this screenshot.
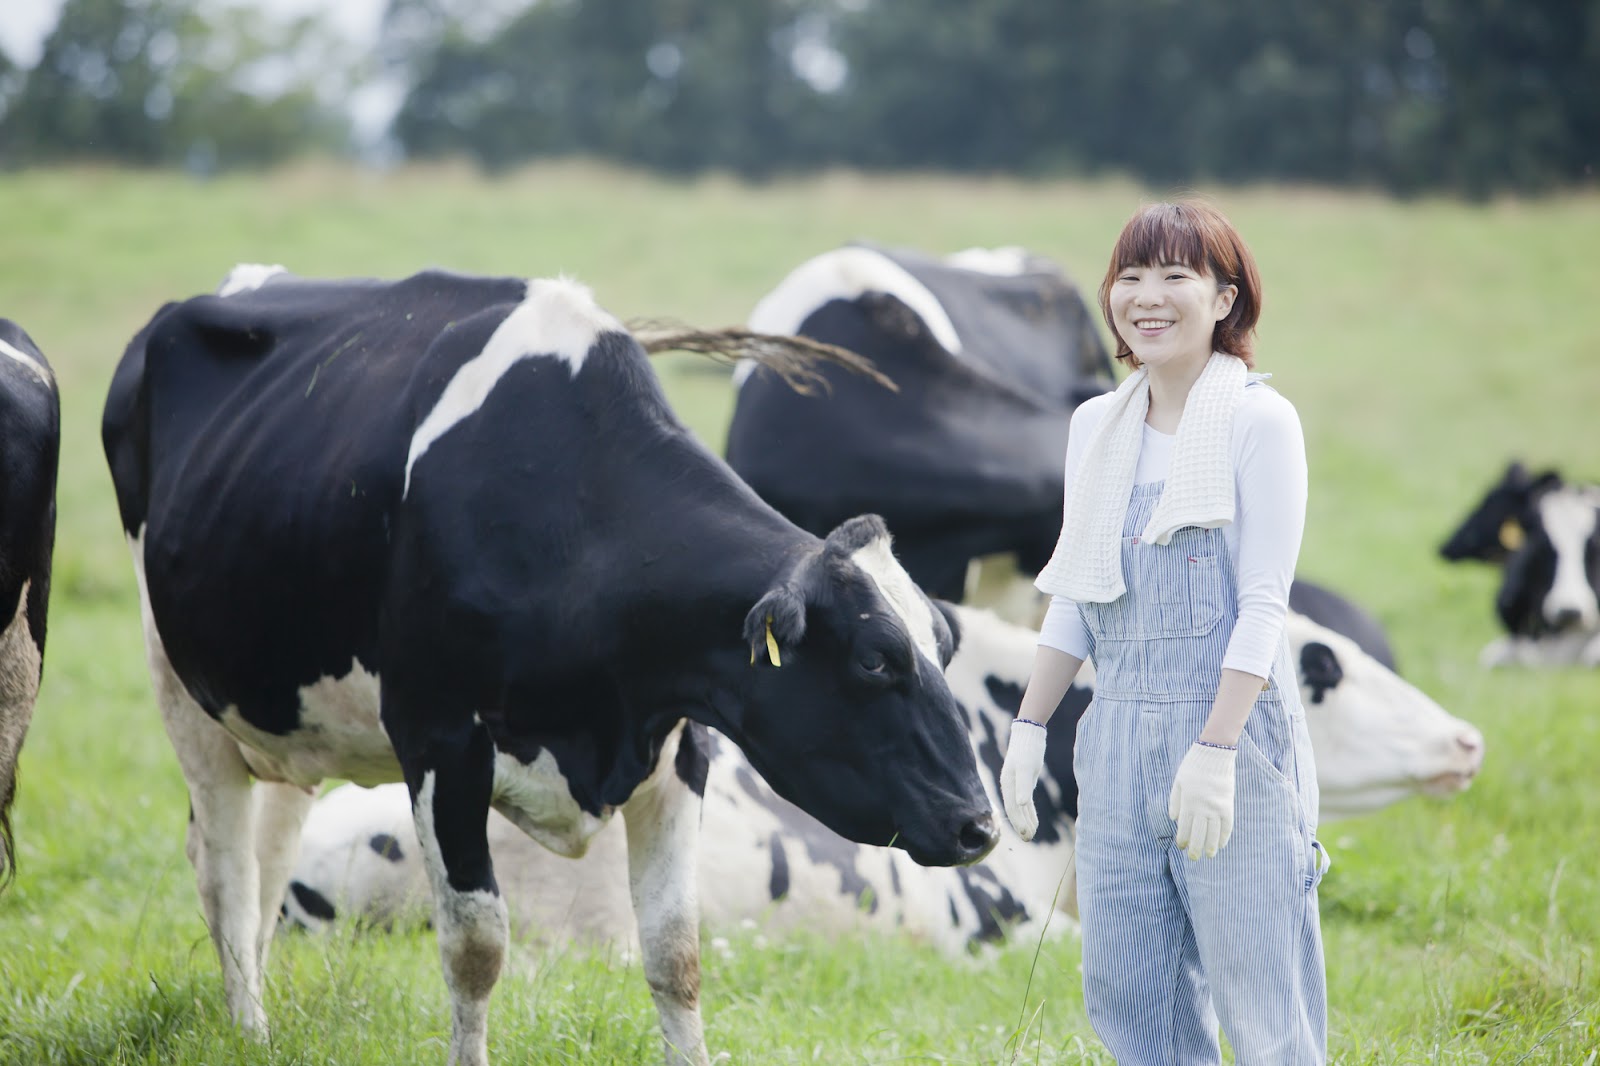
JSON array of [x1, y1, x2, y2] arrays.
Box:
[[285, 604, 1483, 954], [1440, 461, 1600, 667]]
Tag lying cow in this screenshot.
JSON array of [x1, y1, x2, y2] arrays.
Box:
[[0, 320, 59, 887], [285, 603, 1482, 954], [102, 266, 997, 1066], [726, 243, 1114, 601], [1482, 484, 1600, 668], [1437, 461, 1600, 667]]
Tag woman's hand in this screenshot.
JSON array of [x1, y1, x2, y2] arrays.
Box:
[[1168, 743, 1237, 860], [1000, 719, 1048, 841]]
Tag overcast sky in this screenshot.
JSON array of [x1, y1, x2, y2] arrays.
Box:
[[0, 0, 388, 67]]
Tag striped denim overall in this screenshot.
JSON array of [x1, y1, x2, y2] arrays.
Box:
[[1073, 481, 1329, 1065]]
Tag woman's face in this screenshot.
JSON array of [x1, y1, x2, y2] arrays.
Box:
[[1108, 260, 1237, 372]]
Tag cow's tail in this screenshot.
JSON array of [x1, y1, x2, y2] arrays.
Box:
[[629, 319, 898, 396]]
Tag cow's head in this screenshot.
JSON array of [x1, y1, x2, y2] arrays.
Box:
[[726, 515, 998, 868], [1287, 614, 1484, 819], [280, 782, 423, 934], [1440, 461, 1562, 563], [1495, 487, 1600, 637]]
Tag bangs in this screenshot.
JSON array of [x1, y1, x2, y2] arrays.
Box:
[[1109, 203, 1212, 273]]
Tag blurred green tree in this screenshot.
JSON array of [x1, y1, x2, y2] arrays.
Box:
[[2, 0, 1593, 194], [393, 0, 832, 175], [0, 0, 352, 170]]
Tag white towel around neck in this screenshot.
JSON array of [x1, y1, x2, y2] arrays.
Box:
[[1035, 352, 1249, 603]]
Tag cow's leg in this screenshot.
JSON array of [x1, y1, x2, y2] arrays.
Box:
[[0, 581, 42, 884], [406, 722, 506, 1066], [146, 639, 267, 1032], [623, 763, 709, 1066], [253, 781, 316, 971]]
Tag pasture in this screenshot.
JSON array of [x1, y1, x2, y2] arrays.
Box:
[[0, 163, 1596, 1063]]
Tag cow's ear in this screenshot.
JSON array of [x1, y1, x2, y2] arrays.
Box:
[[1298, 642, 1342, 704], [744, 583, 807, 667], [821, 514, 891, 557], [1529, 470, 1563, 495], [930, 599, 961, 668], [1501, 461, 1529, 489]]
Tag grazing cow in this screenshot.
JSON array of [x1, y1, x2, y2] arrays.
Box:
[[726, 243, 1115, 601], [1439, 461, 1565, 564], [1482, 485, 1600, 668], [287, 602, 1483, 954], [0, 320, 59, 887], [102, 267, 998, 1066]]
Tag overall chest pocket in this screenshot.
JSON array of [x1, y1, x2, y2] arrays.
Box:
[[1081, 527, 1227, 642]]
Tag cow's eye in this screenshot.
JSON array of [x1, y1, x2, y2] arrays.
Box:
[[859, 651, 888, 675]]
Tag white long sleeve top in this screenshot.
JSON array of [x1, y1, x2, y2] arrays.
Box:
[[1037, 382, 1308, 678]]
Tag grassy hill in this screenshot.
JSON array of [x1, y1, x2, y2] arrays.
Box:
[[0, 163, 1595, 1063]]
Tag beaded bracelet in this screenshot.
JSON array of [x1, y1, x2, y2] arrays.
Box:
[[1195, 739, 1238, 751]]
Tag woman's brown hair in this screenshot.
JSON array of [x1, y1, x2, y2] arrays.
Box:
[[1097, 200, 1263, 369]]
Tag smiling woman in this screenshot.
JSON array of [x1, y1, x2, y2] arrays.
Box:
[[1003, 199, 1327, 1064]]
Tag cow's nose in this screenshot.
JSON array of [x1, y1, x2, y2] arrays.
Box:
[[957, 811, 1000, 864], [1550, 607, 1582, 630], [1457, 727, 1485, 770]]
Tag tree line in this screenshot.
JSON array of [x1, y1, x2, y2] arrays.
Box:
[[3, 0, 1595, 196]]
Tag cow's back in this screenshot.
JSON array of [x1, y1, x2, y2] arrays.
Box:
[[726, 244, 1113, 596], [874, 246, 1111, 398], [101, 271, 528, 726]]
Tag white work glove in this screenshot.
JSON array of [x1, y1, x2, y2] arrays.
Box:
[[1000, 719, 1049, 841], [1168, 743, 1237, 860]]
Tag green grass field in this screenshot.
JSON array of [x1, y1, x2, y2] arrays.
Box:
[[0, 163, 1596, 1064]]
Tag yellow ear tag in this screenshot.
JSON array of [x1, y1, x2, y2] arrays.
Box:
[[765, 617, 782, 668], [1499, 518, 1524, 552]]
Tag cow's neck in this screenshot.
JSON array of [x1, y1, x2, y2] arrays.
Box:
[[608, 509, 813, 726]]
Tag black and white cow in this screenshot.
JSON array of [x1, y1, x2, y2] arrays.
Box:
[[1436, 461, 1600, 667], [0, 320, 59, 887], [725, 244, 1114, 602], [1482, 484, 1600, 668], [101, 266, 998, 1066], [1439, 461, 1565, 564], [286, 603, 1483, 954]]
